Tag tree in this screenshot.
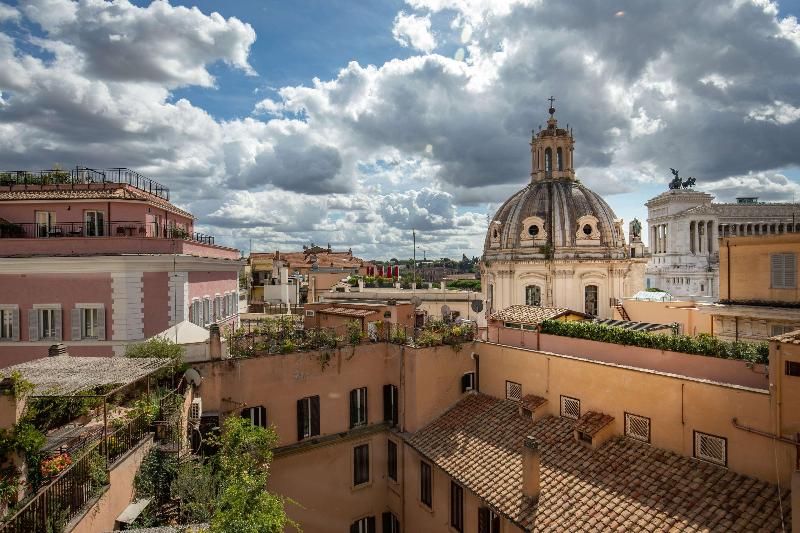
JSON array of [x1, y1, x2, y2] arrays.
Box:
[[125, 337, 186, 375], [210, 417, 295, 533]]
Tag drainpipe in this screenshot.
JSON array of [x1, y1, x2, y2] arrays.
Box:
[[726, 240, 731, 301]]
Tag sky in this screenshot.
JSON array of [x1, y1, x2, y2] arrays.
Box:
[[1, 0, 800, 259]]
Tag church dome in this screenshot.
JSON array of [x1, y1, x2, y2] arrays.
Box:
[[484, 179, 626, 260], [483, 103, 626, 261]]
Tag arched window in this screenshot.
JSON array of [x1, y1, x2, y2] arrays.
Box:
[[545, 148, 552, 173], [557, 147, 563, 171], [584, 285, 598, 316], [525, 285, 541, 306], [488, 283, 494, 312]]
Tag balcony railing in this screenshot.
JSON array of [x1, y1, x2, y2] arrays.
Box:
[[0, 221, 213, 245], [0, 166, 170, 201]]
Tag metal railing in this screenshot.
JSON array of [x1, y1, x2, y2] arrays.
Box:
[[0, 221, 214, 244], [0, 413, 151, 533], [0, 166, 170, 201]]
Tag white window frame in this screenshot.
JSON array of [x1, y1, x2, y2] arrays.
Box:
[[74, 303, 104, 341], [82, 307, 100, 339], [353, 387, 367, 427], [0, 305, 19, 342], [191, 299, 201, 326], [243, 406, 267, 428], [33, 304, 61, 341], [203, 297, 211, 326], [83, 210, 105, 237]]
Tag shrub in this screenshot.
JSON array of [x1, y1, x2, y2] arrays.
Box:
[[538, 320, 769, 364]]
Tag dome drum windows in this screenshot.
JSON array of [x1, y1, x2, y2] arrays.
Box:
[[575, 215, 601, 246], [519, 216, 547, 247], [489, 221, 502, 248]]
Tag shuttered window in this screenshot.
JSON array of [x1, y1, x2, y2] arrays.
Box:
[[350, 516, 375, 533], [771, 253, 797, 289], [241, 406, 267, 428], [387, 440, 397, 482], [450, 482, 464, 532], [420, 461, 432, 507], [0, 307, 19, 341], [353, 444, 370, 486], [383, 384, 398, 426], [296, 395, 320, 440], [350, 387, 368, 428]]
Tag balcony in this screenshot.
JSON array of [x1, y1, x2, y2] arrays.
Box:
[[0, 220, 238, 259], [0, 166, 170, 201]]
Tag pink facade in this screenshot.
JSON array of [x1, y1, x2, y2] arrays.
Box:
[[0, 175, 244, 361]]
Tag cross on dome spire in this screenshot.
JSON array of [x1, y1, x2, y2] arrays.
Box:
[[548, 96, 556, 116]]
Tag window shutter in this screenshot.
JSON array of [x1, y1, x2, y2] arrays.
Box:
[[296, 399, 304, 440], [97, 306, 106, 340], [367, 516, 375, 533], [383, 384, 392, 422], [786, 253, 796, 288], [478, 508, 490, 533], [382, 512, 391, 533], [53, 309, 62, 341], [10, 308, 19, 342], [350, 389, 358, 428], [28, 309, 39, 342], [310, 395, 320, 436], [70, 309, 82, 340], [771, 254, 782, 287]]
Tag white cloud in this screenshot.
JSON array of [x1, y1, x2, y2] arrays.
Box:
[[0, 2, 20, 22], [747, 101, 800, 125], [702, 171, 800, 202], [392, 12, 437, 53]]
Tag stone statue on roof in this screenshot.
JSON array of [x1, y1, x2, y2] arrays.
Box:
[[630, 218, 642, 242], [668, 168, 696, 190]]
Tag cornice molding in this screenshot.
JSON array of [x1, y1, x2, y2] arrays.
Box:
[[0, 255, 245, 274]]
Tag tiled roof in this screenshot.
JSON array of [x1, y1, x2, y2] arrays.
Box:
[[251, 250, 367, 270], [319, 307, 377, 317], [771, 328, 800, 344], [520, 394, 547, 411], [490, 305, 585, 325], [408, 394, 790, 532], [572, 411, 614, 436], [0, 186, 194, 219]]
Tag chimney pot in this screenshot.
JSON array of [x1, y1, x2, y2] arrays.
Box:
[[521, 435, 540, 500], [48, 343, 68, 357], [209, 324, 222, 360]]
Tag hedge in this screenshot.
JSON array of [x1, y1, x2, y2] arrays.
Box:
[[538, 319, 769, 365]]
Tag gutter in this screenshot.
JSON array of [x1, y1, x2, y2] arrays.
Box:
[[732, 417, 800, 448]]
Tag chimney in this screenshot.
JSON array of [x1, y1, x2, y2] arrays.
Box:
[[521, 436, 540, 500], [48, 343, 68, 357], [209, 324, 221, 360]]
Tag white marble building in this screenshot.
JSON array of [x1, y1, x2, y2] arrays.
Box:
[[645, 189, 800, 299], [481, 104, 645, 319]]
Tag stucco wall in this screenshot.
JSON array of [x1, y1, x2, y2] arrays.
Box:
[[475, 342, 795, 486], [143, 271, 169, 338], [720, 234, 800, 302], [616, 299, 712, 336]]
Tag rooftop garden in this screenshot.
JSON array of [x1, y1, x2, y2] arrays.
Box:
[[539, 319, 769, 365]]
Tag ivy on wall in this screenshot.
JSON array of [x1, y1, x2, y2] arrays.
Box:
[[539, 319, 769, 365]]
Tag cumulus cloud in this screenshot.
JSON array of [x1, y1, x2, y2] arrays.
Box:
[[392, 11, 437, 53], [0, 2, 19, 22], [703, 171, 800, 202]]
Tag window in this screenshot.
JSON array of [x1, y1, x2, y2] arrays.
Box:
[[353, 443, 370, 486], [461, 372, 476, 393], [387, 440, 398, 482], [84, 211, 105, 236], [82, 307, 99, 339], [350, 387, 368, 428], [786, 361, 800, 377], [544, 147, 552, 172], [584, 285, 598, 316], [241, 406, 267, 428], [771, 253, 797, 289], [191, 300, 201, 326], [40, 308, 57, 340], [296, 395, 320, 440], [420, 461, 432, 507], [525, 285, 541, 306], [450, 482, 464, 532], [560, 395, 581, 420], [0, 307, 18, 341], [693, 431, 727, 466], [624, 412, 651, 443], [203, 298, 211, 326], [350, 516, 375, 533], [771, 324, 797, 337], [557, 147, 563, 171], [381, 512, 400, 533], [505, 380, 522, 402], [35, 211, 55, 238], [383, 384, 398, 426], [582, 224, 593, 235], [527, 224, 539, 237], [478, 507, 501, 533], [30, 307, 62, 341]]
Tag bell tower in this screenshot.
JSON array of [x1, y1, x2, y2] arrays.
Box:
[[530, 97, 575, 182]]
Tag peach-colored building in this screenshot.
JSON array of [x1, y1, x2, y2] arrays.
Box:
[[700, 233, 800, 342], [303, 301, 417, 335], [0, 167, 244, 361]]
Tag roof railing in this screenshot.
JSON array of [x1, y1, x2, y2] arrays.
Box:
[[0, 166, 170, 201]]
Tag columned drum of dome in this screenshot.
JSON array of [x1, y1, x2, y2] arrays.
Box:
[[481, 103, 645, 319]]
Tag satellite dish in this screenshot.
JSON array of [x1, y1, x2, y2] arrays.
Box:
[[410, 296, 422, 308], [184, 367, 203, 388], [441, 304, 451, 318], [471, 299, 484, 312]]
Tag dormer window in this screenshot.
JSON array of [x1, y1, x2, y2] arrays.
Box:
[[493, 229, 498, 239], [583, 224, 592, 236], [528, 225, 539, 237]]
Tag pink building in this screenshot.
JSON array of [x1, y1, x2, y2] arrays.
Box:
[[0, 167, 244, 362]]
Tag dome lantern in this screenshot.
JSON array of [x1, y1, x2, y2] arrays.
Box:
[[530, 97, 575, 183]]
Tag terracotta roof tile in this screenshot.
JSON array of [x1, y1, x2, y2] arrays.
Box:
[[573, 411, 614, 436], [489, 305, 586, 325], [771, 329, 800, 344], [520, 394, 547, 411], [319, 307, 377, 317], [407, 394, 791, 532]]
